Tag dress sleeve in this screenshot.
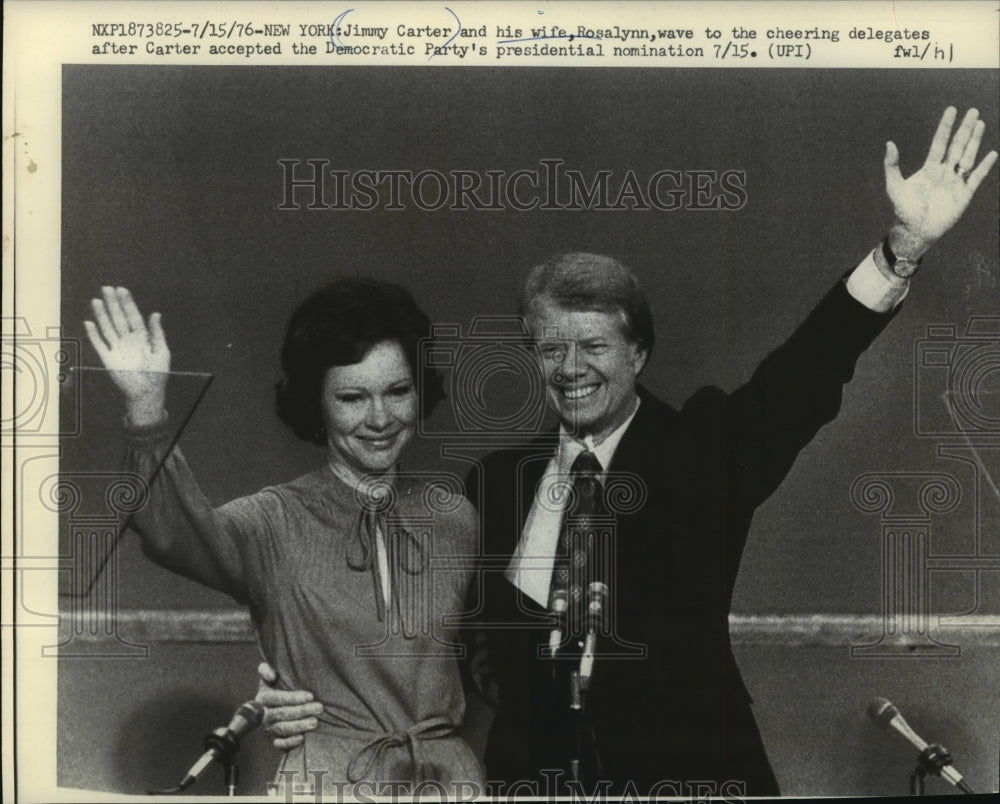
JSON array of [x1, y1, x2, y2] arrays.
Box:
[[125, 420, 263, 604]]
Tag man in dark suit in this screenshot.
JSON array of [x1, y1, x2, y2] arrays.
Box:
[[256, 107, 995, 795], [466, 106, 995, 796], [471, 252, 888, 795]]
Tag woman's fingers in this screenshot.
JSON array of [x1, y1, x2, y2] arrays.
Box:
[[148, 312, 168, 355], [117, 287, 147, 332], [89, 287, 165, 358], [102, 286, 130, 337], [82, 320, 109, 361], [90, 296, 120, 346]]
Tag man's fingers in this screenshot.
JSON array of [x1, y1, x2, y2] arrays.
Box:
[[273, 735, 305, 751], [944, 108, 980, 167], [257, 687, 318, 708], [957, 120, 986, 172], [257, 686, 322, 711], [883, 141, 903, 194], [884, 140, 900, 168], [925, 106, 958, 165], [257, 661, 278, 685], [966, 150, 999, 193], [263, 715, 321, 738]]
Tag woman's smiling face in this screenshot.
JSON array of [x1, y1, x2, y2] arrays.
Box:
[[321, 340, 417, 479]]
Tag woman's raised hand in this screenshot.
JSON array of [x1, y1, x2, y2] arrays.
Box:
[[84, 287, 170, 426]]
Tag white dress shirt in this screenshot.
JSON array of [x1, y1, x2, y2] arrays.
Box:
[[505, 398, 641, 607]]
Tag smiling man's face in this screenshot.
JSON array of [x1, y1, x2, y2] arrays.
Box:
[[529, 298, 647, 444]]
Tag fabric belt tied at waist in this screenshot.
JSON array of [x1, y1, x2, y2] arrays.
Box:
[[346, 716, 457, 783]]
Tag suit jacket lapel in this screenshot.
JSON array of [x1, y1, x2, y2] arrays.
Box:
[[606, 386, 676, 477]]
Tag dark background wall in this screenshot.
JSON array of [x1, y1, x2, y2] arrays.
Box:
[[57, 66, 999, 795]]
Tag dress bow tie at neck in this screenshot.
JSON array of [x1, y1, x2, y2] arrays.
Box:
[[346, 483, 427, 636]]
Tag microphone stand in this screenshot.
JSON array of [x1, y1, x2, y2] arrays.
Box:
[[148, 725, 244, 796], [909, 744, 974, 795], [205, 726, 241, 797], [225, 763, 240, 797], [569, 670, 583, 783], [568, 581, 607, 788]]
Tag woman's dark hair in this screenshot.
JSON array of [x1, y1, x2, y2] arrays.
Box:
[[276, 277, 446, 445]]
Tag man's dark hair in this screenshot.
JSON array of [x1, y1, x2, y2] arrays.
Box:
[[276, 276, 445, 445]]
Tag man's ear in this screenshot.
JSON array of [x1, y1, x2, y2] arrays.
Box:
[[633, 344, 649, 376]]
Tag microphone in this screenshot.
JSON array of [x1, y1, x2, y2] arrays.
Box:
[[548, 589, 568, 658], [177, 700, 264, 790], [579, 581, 608, 691], [867, 697, 974, 793]]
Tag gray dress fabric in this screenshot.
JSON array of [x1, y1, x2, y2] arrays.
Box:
[[126, 423, 485, 791]]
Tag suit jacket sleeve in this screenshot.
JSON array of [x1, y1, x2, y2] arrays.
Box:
[[690, 276, 899, 512]]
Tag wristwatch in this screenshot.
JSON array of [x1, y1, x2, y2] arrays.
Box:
[[881, 237, 922, 279]]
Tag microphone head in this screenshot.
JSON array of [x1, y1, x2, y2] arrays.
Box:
[[585, 582, 608, 631], [239, 699, 265, 722], [586, 581, 608, 600], [868, 697, 900, 728], [230, 700, 265, 735]]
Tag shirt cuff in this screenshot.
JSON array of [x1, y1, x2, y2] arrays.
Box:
[[845, 248, 910, 313]]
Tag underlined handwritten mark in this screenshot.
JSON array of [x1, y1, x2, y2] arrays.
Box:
[[496, 34, 602, 45]]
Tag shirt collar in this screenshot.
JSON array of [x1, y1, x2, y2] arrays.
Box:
[[558, 395, 641, 472]]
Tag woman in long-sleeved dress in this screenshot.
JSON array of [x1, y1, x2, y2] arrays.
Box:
[[85, 278, 484, 794]]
